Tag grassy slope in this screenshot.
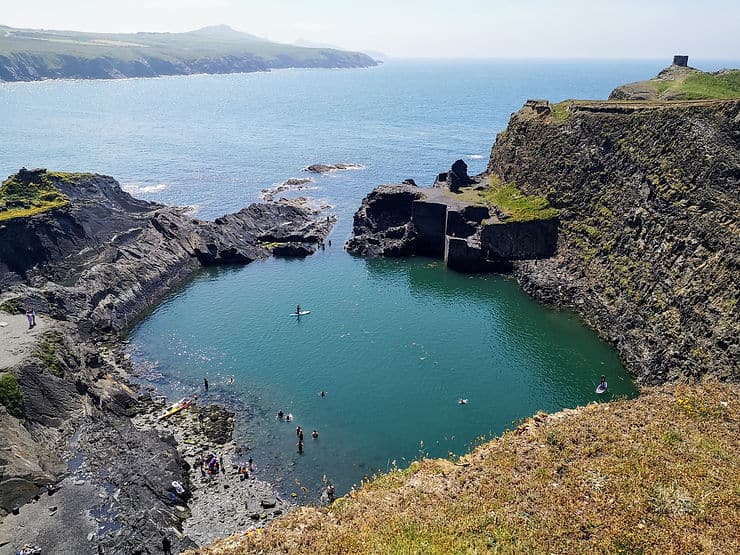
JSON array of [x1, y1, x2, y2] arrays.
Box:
[[655, 70, 740, 100], [0, 24, 375, 67], [443, 176, 559, 222], [192, 382, 738, 554], [0, 171, 69, 221]]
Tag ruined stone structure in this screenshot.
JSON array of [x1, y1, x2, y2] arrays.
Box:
[[673, 55, 689, 67]]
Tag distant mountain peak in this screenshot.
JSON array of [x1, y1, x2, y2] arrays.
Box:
[[188, 24, 263, 41]]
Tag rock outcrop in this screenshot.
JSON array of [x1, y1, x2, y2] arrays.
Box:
[[0, 169, 333, 552], [345, 184, 423, 257], [0, 169, 332, 333], [488, 98, 739, 383]]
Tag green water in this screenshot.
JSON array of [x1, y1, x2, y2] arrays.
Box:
[[129, 249, 637, 499]]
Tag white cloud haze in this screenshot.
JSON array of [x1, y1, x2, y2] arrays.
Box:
[[2, 0, 739, 59]]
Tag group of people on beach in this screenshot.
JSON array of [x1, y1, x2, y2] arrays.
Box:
[[196, 452, 224, 477]]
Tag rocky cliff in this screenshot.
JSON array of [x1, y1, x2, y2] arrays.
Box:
[[489, 99, 739, 383], [1, 168, 332, 333], [0, 169, 332, 553]]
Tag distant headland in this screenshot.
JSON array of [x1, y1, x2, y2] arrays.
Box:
[[0, 24, 378, 82]]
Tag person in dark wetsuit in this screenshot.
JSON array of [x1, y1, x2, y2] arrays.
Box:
[[296, 305, 301, 315]]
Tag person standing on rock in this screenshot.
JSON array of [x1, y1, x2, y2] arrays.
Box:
[[203, 377, 209, 392], [26, 309, 33, 329], [219, 454, 225, 474], [327, 483, 335, 502], [30, 309, 37, 327], [162, 535, 172, 555]]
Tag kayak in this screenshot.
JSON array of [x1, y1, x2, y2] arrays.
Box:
[[290, 311, 311, 316], [158, 397, 193, 420]]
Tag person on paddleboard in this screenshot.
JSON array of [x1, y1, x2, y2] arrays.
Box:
[[599, 375, 608, 392], [296, 305, 301, 315]]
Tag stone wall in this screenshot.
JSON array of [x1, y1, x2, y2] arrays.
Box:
[[411, 200, 448, 258], [481, 219, 558, 261]]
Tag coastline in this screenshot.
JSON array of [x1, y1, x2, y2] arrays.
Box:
[[0, 168, 334, 553]]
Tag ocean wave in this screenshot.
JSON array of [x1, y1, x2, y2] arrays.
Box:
[[466, 154, 484, 160], [122, 182, 169, 195]]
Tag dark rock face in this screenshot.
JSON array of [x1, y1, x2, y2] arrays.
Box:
[[346, 184, 423, 257], [434, 160, 475, 192], [448, 159, 474, 191], [481, 220, 558, 261], [0, 169, 332, 333], [488, 99, 740, 383], [0, 168, 333, 549]]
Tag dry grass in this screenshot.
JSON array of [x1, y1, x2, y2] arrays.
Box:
[[191, 382, 738, 554]]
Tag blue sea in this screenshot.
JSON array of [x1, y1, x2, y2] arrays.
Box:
[[2, 58, 734, 499]]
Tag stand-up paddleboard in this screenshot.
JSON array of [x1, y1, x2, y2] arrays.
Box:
[[595, 383, 608, 394], [290, 311, 311, 316]]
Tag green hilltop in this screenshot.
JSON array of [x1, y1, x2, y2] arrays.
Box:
[[0, 24, 377, 81]]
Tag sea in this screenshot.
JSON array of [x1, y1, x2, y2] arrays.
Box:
[[2, 58, 735, 500]]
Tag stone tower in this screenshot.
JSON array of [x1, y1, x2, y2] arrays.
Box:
[[673, 55, 689, 67]]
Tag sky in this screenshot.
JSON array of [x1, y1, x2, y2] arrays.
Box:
[[2, 0, 739, 59]]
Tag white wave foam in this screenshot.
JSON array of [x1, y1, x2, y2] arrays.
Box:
[[122, 183, 169, 195], [466, 154, 484, 160]]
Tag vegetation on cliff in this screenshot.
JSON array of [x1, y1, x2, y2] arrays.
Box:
[[0, 24, 377, 82], [0, 170, 68, 221], [486, 175, 559, 222], [192, 382, 737, 555], [0, 372, 23, 417]]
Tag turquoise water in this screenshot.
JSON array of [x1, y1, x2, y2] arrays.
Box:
[[9, 59, 738, 498], [129, 252, 635, 497]]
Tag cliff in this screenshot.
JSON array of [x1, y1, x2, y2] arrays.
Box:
[[489, 98, 739, 384], [0, 168, 332, 333], [0, 169, 333, 553], [0, 24, 377, 82]]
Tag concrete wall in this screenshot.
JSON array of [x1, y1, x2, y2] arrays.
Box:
[[480, 219, 558, 260], [412, 200, 447, 258]]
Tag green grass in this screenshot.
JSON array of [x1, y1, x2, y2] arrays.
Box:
[[649, 70, 740, 100], [679, 71, 740, 99], [551, 101, 571, 121], [0, 298, 23, 315], [0, 372, 23, 417], [36, 333, 65, 378], [0, 171, 68, 221], [486, 175, 559, 222]]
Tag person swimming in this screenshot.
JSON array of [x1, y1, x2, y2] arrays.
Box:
[[458, 399, 468, 405]]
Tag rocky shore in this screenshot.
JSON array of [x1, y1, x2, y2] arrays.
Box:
[[0, 168, 333, 553]]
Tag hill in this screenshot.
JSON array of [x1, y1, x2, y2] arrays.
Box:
[[0, 24, 377, 81], [610, 58, 740, 100]]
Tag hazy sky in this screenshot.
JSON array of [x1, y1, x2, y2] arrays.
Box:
[[3, 0, 739, 59]]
